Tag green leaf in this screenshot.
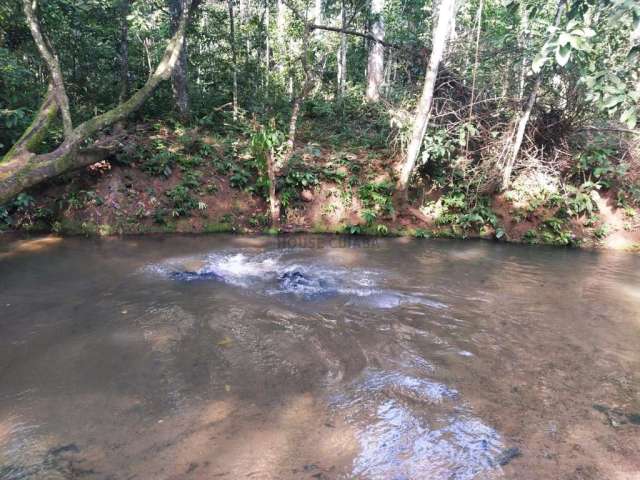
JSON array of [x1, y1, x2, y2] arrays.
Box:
[[628, 45, 640, 63], [583, 27, 596, 38], [532, 53, 547, 73], [556, 44, 571, 66], [569, 35, 591, 51], [620, 108, 637, 129], [603, 95, 625, 109], [557, 32, 572, 46]]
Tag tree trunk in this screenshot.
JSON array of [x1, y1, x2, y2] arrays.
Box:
[[266, 149, 279, 226], [264, 0, 270, 98], [118, 0, 131, 103], [0, 0, 193, 204], [314, 0, 322, 25], [23, 0, 73, 138], [396, 0, 456, 200], [169, 0, 190, 121], [365, 0, 384, 102], [337, 0, 347, 100], [282, 25, 315, 164], [501, 0, 565, 190], [228, 0, 239, 119], [3, 84, 58, 161], [518, 4, 529, 100]]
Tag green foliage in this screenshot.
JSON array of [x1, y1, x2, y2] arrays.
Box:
[[229, 167, 251, 190], [414, 228, 430, 238], [2, 0, 639, 247], [143, 150, 177, 178], [153, 208, 169, 225], [594, 223, 610, 239], [357, 181, 394, 216], [573, 147, 624, 188], [362, 208, 377, 225], [13, 193, 35, 211], [343, 223, 363, 235], [204, 221, 234, 233], [279, 164, 319, 208], [181, 171, 202, 190], [248, 123, 285, 198], [534, 217, 577, 246], [165, 185, 198, 217], [376, 224, 389, 235], [431, 191, 498, 233], [562, 183, 598, 217], [0, 205, 12, 228]]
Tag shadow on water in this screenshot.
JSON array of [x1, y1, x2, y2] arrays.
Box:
[[1, 235, 639, 479]]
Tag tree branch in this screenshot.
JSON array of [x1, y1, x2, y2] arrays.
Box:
[[0, 0, 193, 204], [23, 0, 73, 138], [3, 84, 58, 161], [281, 0, 403, 49], [308, 23, 401, 49]]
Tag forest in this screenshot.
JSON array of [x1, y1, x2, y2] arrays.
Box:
[[1, 0, 640, 249]]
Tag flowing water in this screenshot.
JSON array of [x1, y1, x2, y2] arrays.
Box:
[[1, 234, 639, 480]]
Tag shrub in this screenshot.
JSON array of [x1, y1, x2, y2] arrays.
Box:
[[166, 185, 198, 216], [143, 151, 177, 178]]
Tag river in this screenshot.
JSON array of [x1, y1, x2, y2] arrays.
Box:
[[1, 234, 639, 479]]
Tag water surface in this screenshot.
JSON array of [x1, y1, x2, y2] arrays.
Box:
[[1, 234, 639, 479]]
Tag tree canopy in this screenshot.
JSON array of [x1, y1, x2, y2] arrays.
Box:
[[1, 0, 639, 246]]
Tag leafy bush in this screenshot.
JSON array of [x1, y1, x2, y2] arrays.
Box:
[[166, 185, 198, 216], [278, 165, 319, 207], [13, 193, 35, 211], [343, 223, 362, 235], [230, 167, 251, 189], [143, 151, 177, 178], [362, 208, 377, 225], [573, 147, 625, 188], [181, 171, 202, 190], [358, 181, 394, 215], [0, 205, 12, 228]]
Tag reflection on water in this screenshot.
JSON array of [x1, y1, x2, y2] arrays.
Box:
[[1, 235, 640, 479]]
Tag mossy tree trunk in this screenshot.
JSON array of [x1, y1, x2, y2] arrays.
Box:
[[0, 0, 193, 205]]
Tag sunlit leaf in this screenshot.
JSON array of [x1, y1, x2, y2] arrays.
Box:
[[620, 108, 637, 129], [556, 44, 571, 66], [532, 53, 547, 73], [603, 95, 625, 108]]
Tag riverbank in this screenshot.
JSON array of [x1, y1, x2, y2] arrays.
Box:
[[1, 122, 639, 252]]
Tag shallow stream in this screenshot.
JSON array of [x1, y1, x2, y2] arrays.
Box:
[[1, 234, 639, 479]]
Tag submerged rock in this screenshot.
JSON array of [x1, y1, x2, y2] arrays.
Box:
[[278, 270, 336, 298], [494, 447, 522, 466], [169, 270, 223, 282], [593, 404, 640, 428]]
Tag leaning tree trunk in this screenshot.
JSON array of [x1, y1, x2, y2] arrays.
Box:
[[501, 0, 565, 190], [365, 0, 384, 102], [170, 0, 191, 121], [0, 0, 193, 205], [396, 0, 456, 200]]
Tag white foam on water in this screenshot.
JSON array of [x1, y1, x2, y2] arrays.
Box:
[[201, 253, 281, 286], [144, 250, 447, 310]]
